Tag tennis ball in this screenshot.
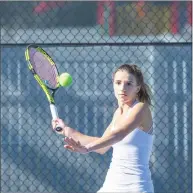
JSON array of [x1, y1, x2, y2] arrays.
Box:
[[59, 73, 72, 87]]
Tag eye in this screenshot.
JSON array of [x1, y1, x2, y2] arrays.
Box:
[[127, 82, 131, 86], [115, 81, 121, 85]]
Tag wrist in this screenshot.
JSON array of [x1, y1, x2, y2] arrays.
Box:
[[64, 126, 73, 137], [85, 144, 93, 153], [62, 128, 66, 136]]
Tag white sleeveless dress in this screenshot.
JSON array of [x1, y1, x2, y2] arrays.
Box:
[[97, 104, 154, 193]]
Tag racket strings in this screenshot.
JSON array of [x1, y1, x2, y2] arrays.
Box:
[[30, 49, 58, 89]]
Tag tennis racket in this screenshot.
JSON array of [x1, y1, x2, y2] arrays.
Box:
[[25, 45, 62, 132]]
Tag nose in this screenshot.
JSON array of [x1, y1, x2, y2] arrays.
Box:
[[120, 83, 126, 91]]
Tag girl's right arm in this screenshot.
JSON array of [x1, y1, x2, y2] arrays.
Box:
[[52, 111, 117, 154]]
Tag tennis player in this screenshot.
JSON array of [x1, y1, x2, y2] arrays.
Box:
[[52, 64, 154, 193]]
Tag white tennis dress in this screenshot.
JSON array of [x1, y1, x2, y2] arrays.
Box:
[[97, 103, 154, 193]]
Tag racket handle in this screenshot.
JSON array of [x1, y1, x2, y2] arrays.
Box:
[[50, 104, 63, 132]]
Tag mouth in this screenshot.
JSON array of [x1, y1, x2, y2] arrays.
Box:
[[118, 93, 127, 97]]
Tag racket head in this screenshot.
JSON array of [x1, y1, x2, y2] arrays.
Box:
[[25, 45, 60, 90]]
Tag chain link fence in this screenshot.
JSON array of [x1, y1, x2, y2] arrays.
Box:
[[1, 1, 192, 193]]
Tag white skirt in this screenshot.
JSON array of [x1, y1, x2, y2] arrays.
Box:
[[97, 169, 154, 193], [97, 181, 154, 193]]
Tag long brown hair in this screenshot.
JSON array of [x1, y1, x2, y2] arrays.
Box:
[[113, 64, 152, 106]]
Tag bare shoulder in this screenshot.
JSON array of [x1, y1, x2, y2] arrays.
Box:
[[130, 102, 152, 122], [133, 102, 152, 131], [131, 102, 150, 114]]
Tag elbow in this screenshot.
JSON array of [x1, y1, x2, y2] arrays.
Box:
[[100, 150, 110, 155], [95, 149, 107, 155], [99, 149, 108, 155], [93, 150, 104, 155], [95, 147, 111, 155]]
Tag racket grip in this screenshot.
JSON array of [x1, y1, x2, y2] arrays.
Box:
[[50, 104, 63, 132]]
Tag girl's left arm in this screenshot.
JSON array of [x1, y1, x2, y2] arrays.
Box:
[[85, 103, 148, 152]]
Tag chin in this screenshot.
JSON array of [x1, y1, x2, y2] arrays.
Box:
[[118, 100, 126, 106]]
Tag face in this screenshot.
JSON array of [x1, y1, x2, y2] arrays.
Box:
[[113, 70, 140, 106]]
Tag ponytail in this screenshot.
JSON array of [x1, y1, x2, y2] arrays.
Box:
[[138, 83, 152, 106]]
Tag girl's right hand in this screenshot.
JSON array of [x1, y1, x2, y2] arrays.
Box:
[[52, 118, 67, 136]]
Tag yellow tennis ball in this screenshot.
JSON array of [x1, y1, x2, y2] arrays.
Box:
[[59, 73, 72, 87]]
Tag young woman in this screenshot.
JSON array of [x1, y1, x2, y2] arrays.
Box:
[[52, 64, 154, 193]]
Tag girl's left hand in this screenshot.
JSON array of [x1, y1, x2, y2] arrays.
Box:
[[64, 137, 88, 154]]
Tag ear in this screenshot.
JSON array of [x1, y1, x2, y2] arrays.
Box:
[[136, 86, 141, 93]]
